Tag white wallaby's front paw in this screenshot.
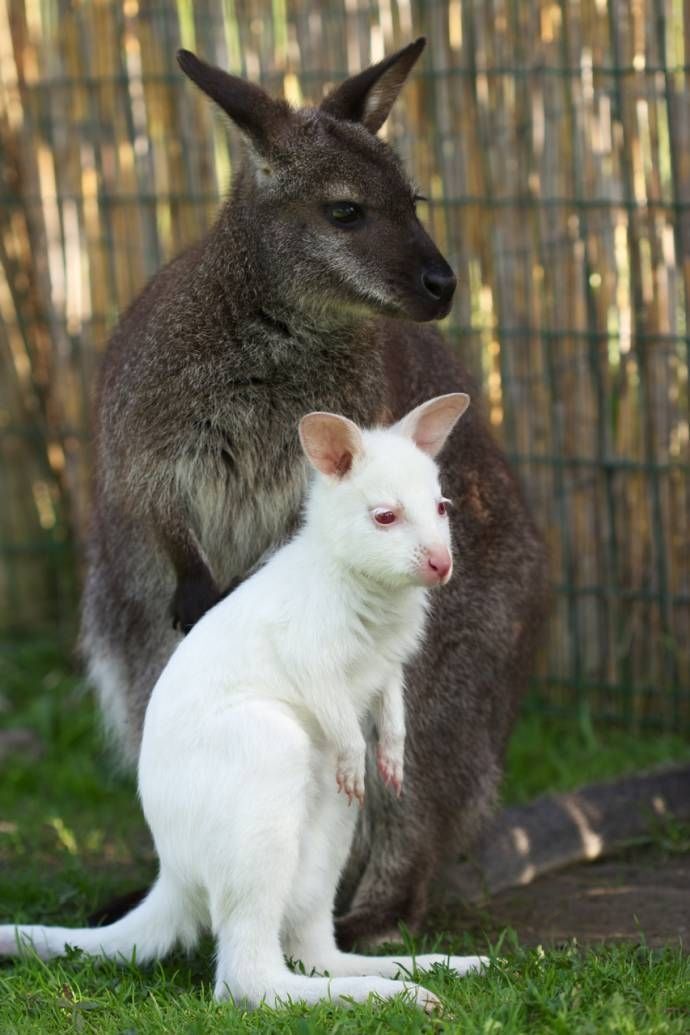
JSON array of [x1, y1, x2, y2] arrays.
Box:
[[336, 747, 366, 806], [376, 739, 404, 797]]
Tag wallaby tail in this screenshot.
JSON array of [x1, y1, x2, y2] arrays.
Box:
[[0, 874, 198, 963]]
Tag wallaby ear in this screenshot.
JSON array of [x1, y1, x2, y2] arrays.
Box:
[[395, 393, 470, 458], [299, 412, 364, 479], [177, 50, 290, 155], [320, 37, 426, 134]]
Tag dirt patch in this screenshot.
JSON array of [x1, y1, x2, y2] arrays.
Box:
[[437, 848, 690, 949]]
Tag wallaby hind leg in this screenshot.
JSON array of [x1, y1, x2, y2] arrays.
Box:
[[284, 776, 486, 985], [208, 719, 439, 1012], [282, 759, 360, 970], [206, 702, 311, 1004], [213, 865, 440, 1011], [214, 877, 442, 1012]]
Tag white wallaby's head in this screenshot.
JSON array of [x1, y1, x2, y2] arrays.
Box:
[[298, 393, 470, 588]]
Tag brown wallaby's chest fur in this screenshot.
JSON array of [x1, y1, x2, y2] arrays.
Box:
[[92, 237, 388, 589], [81, 40, 548, 947]]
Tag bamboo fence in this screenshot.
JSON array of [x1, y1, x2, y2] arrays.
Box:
[[0, 0, 688, 729]]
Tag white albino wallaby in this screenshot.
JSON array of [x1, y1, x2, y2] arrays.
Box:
[[1, 392, 487, 1011]]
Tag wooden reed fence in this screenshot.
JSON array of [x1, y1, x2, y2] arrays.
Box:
[[0, 0, 688, 729]]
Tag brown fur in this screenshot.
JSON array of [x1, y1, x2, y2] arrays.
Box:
[[81, 40, 547, 946]]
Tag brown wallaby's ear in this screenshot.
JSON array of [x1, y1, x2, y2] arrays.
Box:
[[299, 412, 364, 479], [395, 393, 470, 458], [320, 37, 426, 134], [177, 50, 290, 154]]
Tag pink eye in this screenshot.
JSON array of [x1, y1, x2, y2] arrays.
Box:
[[373, 509, 397, 526], [437, 499, 450, 517]]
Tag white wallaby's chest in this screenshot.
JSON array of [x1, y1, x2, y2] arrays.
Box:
[[342, 604, 427, 712]]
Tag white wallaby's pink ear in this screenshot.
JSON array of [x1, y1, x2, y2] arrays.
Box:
[[394, 393, 470, 458], [298, 412, 364, 479]]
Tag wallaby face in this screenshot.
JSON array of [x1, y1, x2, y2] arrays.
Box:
[[300, 394, 469, 588], [178, 42, 456, 323]]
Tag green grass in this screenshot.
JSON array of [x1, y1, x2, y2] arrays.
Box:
[[1, 640, 689, 1033], [503, 708, 690, 805], [2, 940, 688, 1034]]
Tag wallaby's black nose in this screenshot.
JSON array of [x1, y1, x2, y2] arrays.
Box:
[[421, 267, 457, 306]]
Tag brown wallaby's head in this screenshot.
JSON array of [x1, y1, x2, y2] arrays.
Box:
[[177, 40, 456, 323]]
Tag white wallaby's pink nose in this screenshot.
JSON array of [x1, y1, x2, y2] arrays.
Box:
[[420, 546, 453, 586]]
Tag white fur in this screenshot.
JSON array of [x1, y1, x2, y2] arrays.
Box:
[[1, 394, 486, 1011], [87, 649, 135, 765]]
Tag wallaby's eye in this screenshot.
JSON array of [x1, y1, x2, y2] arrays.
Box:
[[437, 498, 451, 517], [325, 201, 365, 228], [372, 508, 397, 527]]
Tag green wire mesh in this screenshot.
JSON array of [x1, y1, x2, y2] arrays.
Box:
[[0, 0, 688, 730]]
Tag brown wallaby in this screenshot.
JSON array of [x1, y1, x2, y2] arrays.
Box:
[[80, 38, 547, 948]]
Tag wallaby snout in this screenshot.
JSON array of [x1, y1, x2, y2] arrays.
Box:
[[419, 546, 453, 586], [408, 256, 456, 321], [420, 264, 456, 313], [395, 222, 457, 322]]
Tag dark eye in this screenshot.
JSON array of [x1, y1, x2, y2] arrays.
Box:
[[373, 508, 397, 526], [437, 498, 451, 517], [325, 201, 365, 228]]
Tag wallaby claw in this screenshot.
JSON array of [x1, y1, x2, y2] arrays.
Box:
[[336, 755, 366, 807], [376, 745, 404, 797]]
